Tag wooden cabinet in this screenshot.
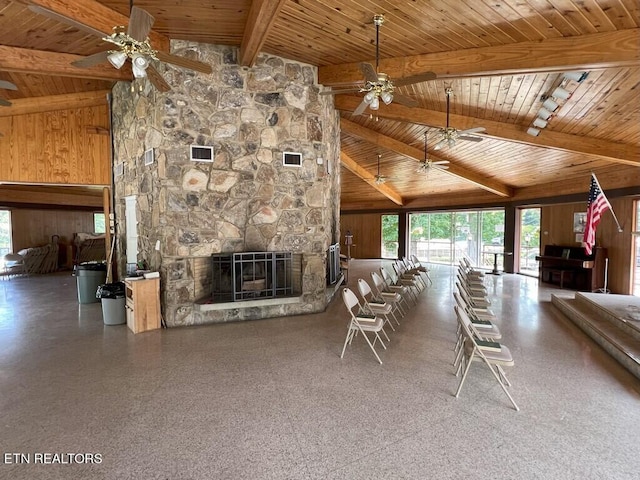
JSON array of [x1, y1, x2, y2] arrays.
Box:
[[125, 277, 161, 333]]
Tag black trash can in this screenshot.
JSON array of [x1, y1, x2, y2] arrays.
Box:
[[75, 262, 107, 304], [96, 282, 126, 325]]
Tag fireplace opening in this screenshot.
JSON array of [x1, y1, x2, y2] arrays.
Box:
[[211, 252, 296, 302]]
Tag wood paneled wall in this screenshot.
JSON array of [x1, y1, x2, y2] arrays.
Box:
[[340, 213, 383, 259], [0, 105, 110, 185], [11, 208, 96, 252], [541, 196, 637, 294]]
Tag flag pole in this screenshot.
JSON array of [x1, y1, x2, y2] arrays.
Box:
[[592, 173, 623, 233]]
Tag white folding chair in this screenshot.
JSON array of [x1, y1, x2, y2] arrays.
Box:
[[454, 306, 519, 411], [398, 258, 427, 290], [341, 288, 388, 364], [453, 291, 502, 372], [370, 271, 408, 317], [379, 268, 417, 306], [405, 256, 432, 286], [456, 280, 491, 308], [392, 262, 423, 295], [357, 278, 399, 329], [462, 255, 485, 278]]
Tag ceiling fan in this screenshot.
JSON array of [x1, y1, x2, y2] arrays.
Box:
[[416, 131, 449, 174], [29, 4, 212, 93], [321, 14, 436, 115], [373, 153, 391, 184], [433, 87, 485, 150], [0, 80, 18, 107]]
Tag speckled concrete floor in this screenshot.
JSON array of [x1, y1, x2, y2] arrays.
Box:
[[1, 260, 639, 480]]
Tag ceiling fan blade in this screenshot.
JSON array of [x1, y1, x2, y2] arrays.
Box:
[[458, 135, 483, 142], [433, 160, 450, 165], [319, 88, 363, 96], [71, 50, 111, 68], [360, 62, 378, 83], [28, 5, 107, 38], [353, 99, 368, 116], [393, 71, 437, 87], [146, 64, 171, 92], [458, 127, 486, 135], [393, 93, 418, 108], [0, 98, 12, 107], [155, 51, 212, 74], [0, 80, 18, 91], [127, 6, 155, 42]]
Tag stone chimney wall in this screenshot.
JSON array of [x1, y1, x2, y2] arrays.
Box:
[[111, 41, 341, 326]]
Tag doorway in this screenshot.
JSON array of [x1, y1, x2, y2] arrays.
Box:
[[518, 208, 540, 276]]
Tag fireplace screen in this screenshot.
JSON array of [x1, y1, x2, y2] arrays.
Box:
[[211, 252, 293, 302]]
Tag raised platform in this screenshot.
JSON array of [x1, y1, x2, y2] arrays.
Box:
[[551, 292, 640, 380]]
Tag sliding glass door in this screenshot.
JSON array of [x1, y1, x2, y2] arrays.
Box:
[[409, 209, 505, 267]]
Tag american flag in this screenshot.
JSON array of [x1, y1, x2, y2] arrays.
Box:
[[582, 173, 611, 255]]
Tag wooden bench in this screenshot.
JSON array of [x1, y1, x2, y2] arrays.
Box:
[[542, 267, 573, 289]]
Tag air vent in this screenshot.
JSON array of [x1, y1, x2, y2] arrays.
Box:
[[283, 151, 302, 167], [190, 145, 214, 163]]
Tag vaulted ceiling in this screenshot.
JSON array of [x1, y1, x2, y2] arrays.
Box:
[[0, 0, 639, 210]]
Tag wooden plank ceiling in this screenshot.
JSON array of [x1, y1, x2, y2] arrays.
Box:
[[0, 0, 638, 209]]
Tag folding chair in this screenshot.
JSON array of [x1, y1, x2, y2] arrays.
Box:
[[357, 278, 399, 329], [461, 256, 485, 279], [397, 259, 426, 290], [370, 271, 408, 317], [453, 292, 501, 372], [392, 262, 423, 295], [456, 280, 491, 308], [454, 306, 519, 411], [379, 268, 417, 306], [405, 256, 432, 286], [341, 288, 388, 364]]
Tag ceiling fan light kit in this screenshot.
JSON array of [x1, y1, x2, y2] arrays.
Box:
[[321, 14, 435, 115], [433, 87, 486, 150], [32, 6, 212, 94], [526, 71, 589, 136], [107, 51, 128, 69]]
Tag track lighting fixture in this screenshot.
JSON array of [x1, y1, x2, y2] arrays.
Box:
[[527, 70, 589, 136]]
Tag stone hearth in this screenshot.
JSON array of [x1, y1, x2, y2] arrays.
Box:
[[111, 41, 340, 326]]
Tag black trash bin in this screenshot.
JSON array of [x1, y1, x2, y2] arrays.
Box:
[[96, 282, 126, 326], [75, 262, 107, 304]]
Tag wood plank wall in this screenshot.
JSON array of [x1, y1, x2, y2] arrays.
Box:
[[0, 105, 110, 185], [11, 208, 96, 252], [540, 196, 637, 294], [339, 213, 383, 259]]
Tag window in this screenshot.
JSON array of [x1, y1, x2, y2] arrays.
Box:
[[381, 215, 398, 259], [0, 210, 12, 256], [409, 209, 505, 268], [93, 213, 106, 234], [633, 200, 640, 296]]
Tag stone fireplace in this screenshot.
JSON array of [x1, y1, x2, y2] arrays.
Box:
[[111, 41, 341, 326]]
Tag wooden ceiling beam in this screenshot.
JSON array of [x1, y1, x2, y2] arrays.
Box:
[[340, 151, 404, 206], [27, 0, 170, 52], [0, 45, 129, 82], [319, 29, 640, 86], [335, 96, 639, 167], [340, 118, 513, 198], [0, 90, 111, 117], [239, 0, 287, 67]]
